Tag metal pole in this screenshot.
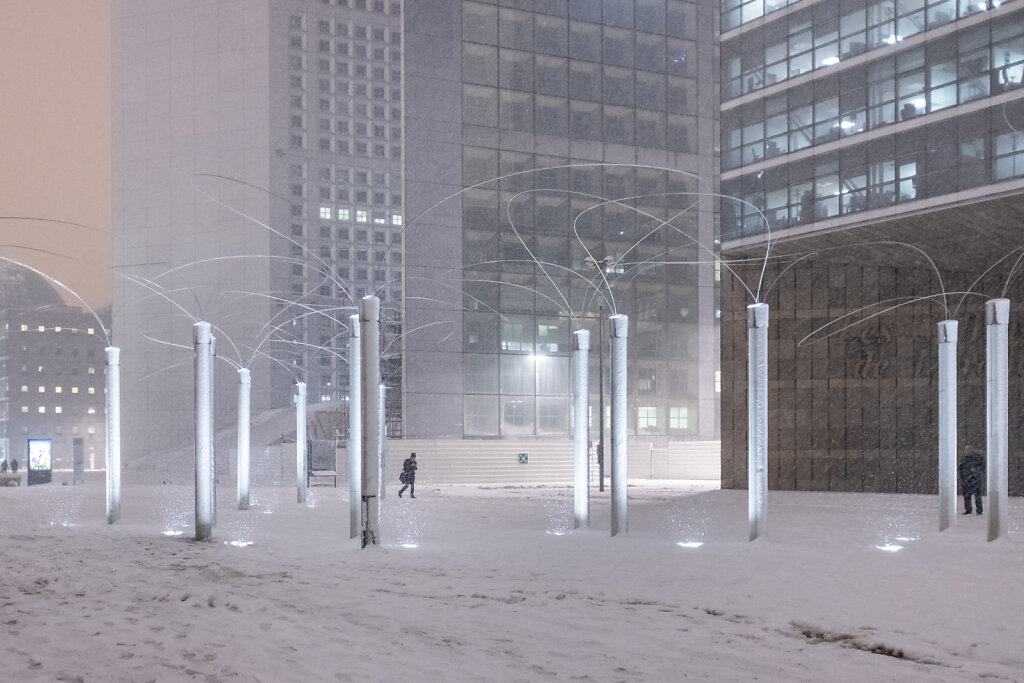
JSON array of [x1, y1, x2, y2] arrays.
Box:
[[573, 329, 590, 528], [194, 322, 213, 541], [937, 320, 957, 531], [210, 335, 217, 527], [104, 346, 121, 524], [598, 304, 605, 492], [378, 383, 386, 498], [296, 381, 307, 504], [986, 298, 1009, 542], [237, 368, 251, 510], [360, 296, 381, 547], [349, 314, 361, 539], [609, 313, 628, 537], [747, 303, 769, 542]]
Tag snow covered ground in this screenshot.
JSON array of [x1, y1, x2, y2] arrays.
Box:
[[2, 475, 1022, 682]]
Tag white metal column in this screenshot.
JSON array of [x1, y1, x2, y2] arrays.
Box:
[[194, 322, 214, 541], [747, 303, 769, 542], [237, 368, 251, 510], [105, 346, 121, 524], [937, 320, 957, 531], [360, 296, 381, 547], [986, 299, 1009, 542], [573, 329, 590, 529], [296, 382, 307, 504], [349, 314, 361, 539], [609, 314, 628, 537]]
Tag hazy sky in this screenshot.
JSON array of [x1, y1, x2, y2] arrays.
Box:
[[0, 0, 111, 309]]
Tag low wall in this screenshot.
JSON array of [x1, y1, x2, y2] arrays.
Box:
[[235, 439, 721, 487]]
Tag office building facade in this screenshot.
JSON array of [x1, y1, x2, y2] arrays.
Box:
[[0, 265, 108, 471], [719, 0, 1024, 493], [402, 0, 720, 446], [113, 0, 719, 461]]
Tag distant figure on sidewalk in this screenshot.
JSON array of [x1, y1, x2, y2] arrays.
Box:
[[0, 459, 7, 474], [398, 453, 417, 498], [9, 458, 18, 475], [958, 447, 985, 515]]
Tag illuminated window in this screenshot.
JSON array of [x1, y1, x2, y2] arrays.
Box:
[[38, 325, 45, 332], [320, 206, 332, 219], [88, 427, 96, 435], [20, 385, 27, 393], [715, 370, 721, 393], [87, 407, 96, 415], [38, 406, 46, 414], [87, 328, 95, 335], [54, 326, 62, 332], [20, 324, 27, 331], [356, 210, 368, 222], [72, 387, 79, 394], [392, 214, 402, 225], [55, 406, 62, 414], [88, 387, 96, 394], [37, 365, 43, 373], [88, 368, 96, 375], [338, 208, 350, 221], [21, 406, 28, 413], [37, 386, 45, 393], [670, 406, 689, 429], [638, 406, 657, 430], [55, 386, 62, 393]]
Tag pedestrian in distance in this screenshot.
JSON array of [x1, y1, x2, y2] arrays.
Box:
[[9, 458, 18, 475], [958, 446, 985, 515], [0, 459, 7, 474], [398, 452, 417, 498]]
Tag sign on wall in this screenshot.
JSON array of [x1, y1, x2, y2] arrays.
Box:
[[27, 439, 52, 486]]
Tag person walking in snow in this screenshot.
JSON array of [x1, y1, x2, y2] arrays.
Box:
[[958, 447, 985, 515], [9, 458, 18, 475], [0, 459, 7, 474], [398, 452, 417, 498]]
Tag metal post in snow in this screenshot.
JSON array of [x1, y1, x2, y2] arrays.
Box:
[[360, 296, 381, 547], [573, 329, 590, 528], [194, 322, 214, 541], [747, 303, 769, 542], [210, 335, 217, 527], [986, 299, 1009, 542], [105, 346, 121, 524], [349, 314, 362, 539], [296, 382, 307, 504], [609, 314, 628, 537], [378, 384, 386, 498], [237, 368, 251, 510], [937, 320, 957, 531]]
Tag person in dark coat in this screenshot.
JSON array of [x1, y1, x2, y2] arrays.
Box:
[[9, 458, 18, 475], [398, 453, 417, 498], [958, 447, 985, 515], [0, 459, 7, 474]]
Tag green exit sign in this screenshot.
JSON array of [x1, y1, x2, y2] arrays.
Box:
[[518, 453, 528, 464]]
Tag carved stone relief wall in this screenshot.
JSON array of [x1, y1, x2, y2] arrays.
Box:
[[721, 259, 1024, 495]]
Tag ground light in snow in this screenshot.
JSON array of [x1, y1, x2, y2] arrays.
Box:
[[225, 540, 254, 548], [875, 544, 904, 552], [676, 541, 704, 548], [544, 491, 573, 535], [381, 494, 427, 547]]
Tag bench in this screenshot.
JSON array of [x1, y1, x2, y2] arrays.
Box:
[[0, 473, 22, 487], [307, 440, 337, 487]]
